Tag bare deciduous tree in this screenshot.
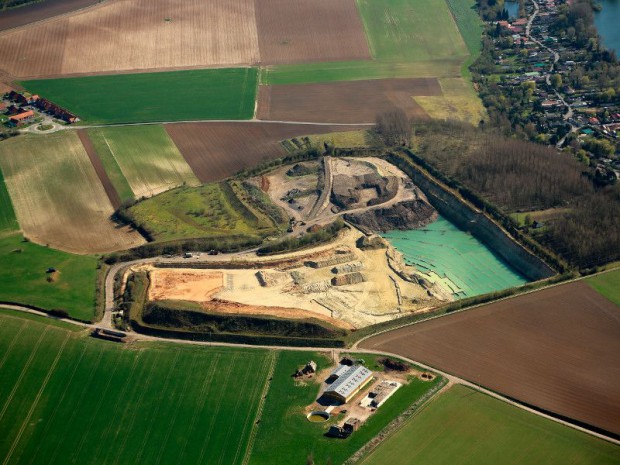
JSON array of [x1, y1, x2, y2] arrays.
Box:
[[375, 108, 412, 147]]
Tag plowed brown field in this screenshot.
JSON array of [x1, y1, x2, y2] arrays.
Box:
[[0, 0, 259, 77], [165, 122, 365, 183], [0, 0, 100, 32], [257, 78, 440, 123], [360, 281, 620, 436], [255, 0, 370, 64]]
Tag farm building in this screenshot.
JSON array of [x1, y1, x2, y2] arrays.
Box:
[[9, 110, 34, 125], [327, 363, 352, 382], [324, 365, 373, 404]]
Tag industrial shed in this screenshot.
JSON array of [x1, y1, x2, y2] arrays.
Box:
[[324, 365, 373, 404]]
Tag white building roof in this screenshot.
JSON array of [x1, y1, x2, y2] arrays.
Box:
[[326, 365, 373, 400]]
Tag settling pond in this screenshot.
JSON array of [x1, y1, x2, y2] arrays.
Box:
[[383, 216, 527, 298]]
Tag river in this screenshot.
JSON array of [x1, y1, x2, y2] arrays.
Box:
[[595, 0, 620, 54]]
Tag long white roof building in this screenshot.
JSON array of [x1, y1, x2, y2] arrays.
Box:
[[324, 365, 373, 403]]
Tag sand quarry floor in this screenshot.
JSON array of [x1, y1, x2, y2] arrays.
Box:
[[144, 228, 448, 329]]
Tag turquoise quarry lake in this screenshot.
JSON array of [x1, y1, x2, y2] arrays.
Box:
[[383, 216, 527, 298], [595, 0, 620, 54]]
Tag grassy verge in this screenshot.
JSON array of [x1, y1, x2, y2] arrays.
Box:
[[586, 269, 620, 306], [256, 219, 346, 256], [21, 67, 258, 124], [248, 352, 443, 465], [359, 385, 620, 465], [0, 233, 98, 321]]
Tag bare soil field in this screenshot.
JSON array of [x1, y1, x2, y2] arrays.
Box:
[[77, 129, 122, 209], [0, 0, 100, 32], [254, 0, 370, 64], [0, 0, 260, 77], [165, 122, 366, 183], [0, 132, 144, 253], [257, 78, 440, 123], [360, 281, 620, 436]]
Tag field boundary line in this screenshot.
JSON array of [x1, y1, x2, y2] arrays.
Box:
[[2, 332, 70, 465], [176, 354, 220, 464], [0, 326, 49, 423], [345, 377, 450, 465], [153, 352, 200, 465], [240, 351, 278, 465], [350, 271, 614, 350], [70, 349, 123, 462], [26, 343, 89, 465], [196, 352, 237, 464], [0, 319, 27, 371], [215, 354, 258, 465], [358, 348, 620, 446]]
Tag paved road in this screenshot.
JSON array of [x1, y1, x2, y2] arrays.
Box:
[[526, 0, 580, 147], [1, 301, 618, 445]]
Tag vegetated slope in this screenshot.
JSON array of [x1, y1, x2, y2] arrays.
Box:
[[124, 180, 287, 243], [248, 352, 443, 465], [357, 0, 468, 62], [0, 132, 145, 253], [360, 281, 620, 436], [412, 121, 620, 268], [586, 269, 620, 307], [0, 0, 259, 76], [0, 164, 18, 232], [257, 78, 438, 123], [87, 126, 199, 198], [254, 0, 370, 64], [165, 122, 366, 183], [0, 310, 271, 465], [360, 385, 620, 465], [21, 68, 258, 124], [0, 0, 100, 32], [0, 234, 97, 320]]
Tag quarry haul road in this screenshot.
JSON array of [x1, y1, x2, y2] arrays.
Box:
[[2, 286, 620, 447]]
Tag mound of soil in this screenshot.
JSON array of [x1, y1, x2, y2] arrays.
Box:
[[331, 173, 397, 209], [345, 200, 437, 233]]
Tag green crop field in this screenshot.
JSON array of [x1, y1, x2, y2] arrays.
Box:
[[357, 0, 468, 62], [0, 165, 18, 233], [85, 129, 134, 203], [586, 269, 620, 306], [0, 310, 273, 465], [0, 234, 97, 321], [21, 68, 258, 124], [87, 126, 199, 199], [446, 0, 484, 56], [126, 180, 287, 243], [249, 352, 443, 465], [359, 385, 620, 465]]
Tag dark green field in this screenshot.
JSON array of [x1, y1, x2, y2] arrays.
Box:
[[0, 234, 97, 321], [21, 68, 258, 124], [0, 310, 273, 465], [0, 165, 18, 233], [249, 352, 443, 465], [360, 385, 620, 465]]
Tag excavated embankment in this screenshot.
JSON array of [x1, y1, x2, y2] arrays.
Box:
[[344, 199, 437, 232]]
